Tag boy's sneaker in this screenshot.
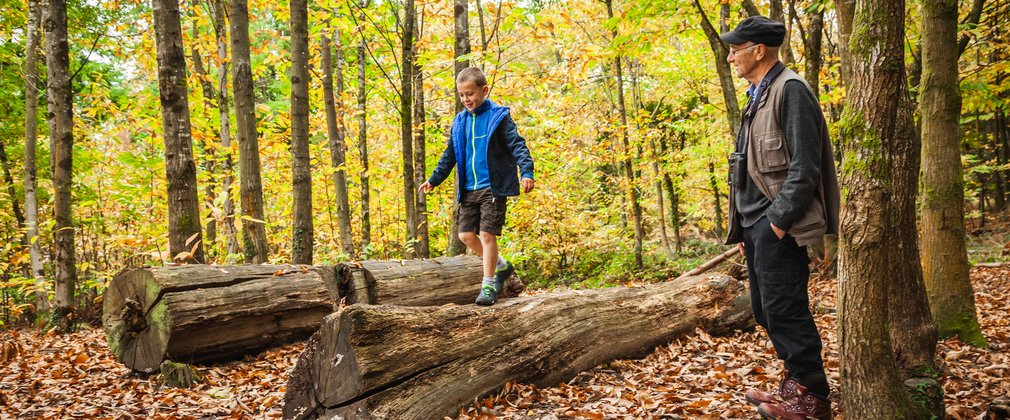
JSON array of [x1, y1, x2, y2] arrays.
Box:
[[475, 284, 498, 306], [494, 260, 515, 294]]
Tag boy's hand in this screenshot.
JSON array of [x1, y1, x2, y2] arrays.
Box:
[[521, 178, 535, 193], [418, 181, 434, 193]]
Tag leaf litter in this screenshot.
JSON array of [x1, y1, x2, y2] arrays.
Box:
[[1, 266, 1007, 419]]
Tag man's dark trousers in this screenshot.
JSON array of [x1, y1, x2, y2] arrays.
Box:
[[743, 215, 826, 390]]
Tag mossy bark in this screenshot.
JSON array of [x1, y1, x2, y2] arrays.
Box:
[[919, 0, 987, 348], [837, 0, 936, 416]]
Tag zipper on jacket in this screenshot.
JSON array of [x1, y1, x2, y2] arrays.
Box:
[[470, 111, 477, 190]]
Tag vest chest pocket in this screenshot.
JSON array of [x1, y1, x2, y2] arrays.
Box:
[[755, 131, 789, 173]]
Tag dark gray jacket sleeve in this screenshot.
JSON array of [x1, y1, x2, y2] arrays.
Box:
[[766, 80, 821, 230], [499, 115, 534, 179]]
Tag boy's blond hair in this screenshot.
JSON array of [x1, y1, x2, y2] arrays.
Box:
[[456, 67, 487, 87]]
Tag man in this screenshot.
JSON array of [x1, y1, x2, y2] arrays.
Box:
[[721, 16, 839, 420]]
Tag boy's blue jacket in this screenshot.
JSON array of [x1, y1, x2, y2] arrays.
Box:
[[428, 99, 535, 202]]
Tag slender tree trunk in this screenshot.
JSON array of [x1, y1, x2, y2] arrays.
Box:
[[769, 0, 783, 22], [838, 0, 934, 416], [46, 0, 77, 331], [650, 139, 672, 255], [605, 0, 643, 268], [357, 25, 372, 251], [211, 0, 240, 259], [836, 0, 856, 88], [804, 7, 823, 99], [153, 0, 206, 264], [659, 136, 682, 253], [24, 0, 49, 313], [781, 0, 797, 66], [190, 26, 218, 249], [230, 0, 270, 263], [412, 23, 430, 258], [399, 0, 417, 259], [290, 0, 313, 264], [0, 140, 23, 226], [322, 28, 355, 256], [692, 0, 741, 135], [708, 161, 723, 238], [919, 0, 986, 348], [447, 0, 471, 257]]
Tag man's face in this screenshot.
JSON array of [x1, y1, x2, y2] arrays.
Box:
[[727, 42, 760, 79], [457, 80, 489, 112]]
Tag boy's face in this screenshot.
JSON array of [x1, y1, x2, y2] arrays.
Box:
[[457, 80, 489, 112]]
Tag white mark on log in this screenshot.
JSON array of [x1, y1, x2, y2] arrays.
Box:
[[519, 301, 538, 313], [328, 414, 344, 420], [332, 353, 344, 367]]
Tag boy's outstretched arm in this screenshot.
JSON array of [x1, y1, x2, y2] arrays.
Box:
[[420, 136, 456, 192], [502, 116, 535, 193]]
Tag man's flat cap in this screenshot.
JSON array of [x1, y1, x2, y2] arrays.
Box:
[[719, 16, 786, 47]]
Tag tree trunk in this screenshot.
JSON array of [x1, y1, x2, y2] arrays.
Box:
[[399, 0, 417, 259], [230, 0, 270, 263], [836, 0, 856, 88], [282, 273, 754, 419], [46, 0, 78, 331], [660, 136, 682, 253], [290, 0, 314, 264], [190, 26, 218, 250], [336, 255, 522, 306], [919, 0, 986, 347], [769, 0, 783, 22], [24, 0, 48, 313], [804, 7, 824, 99], [651, 139, 672, 255], [692, 0, 741, 135], [447, 0, 471, 257], [886, 10, 940, 383], [781, 0, 796, 66], [606, 0, 643, 269], [102, 264, 339, 372], [356, 23, 372, 251], [412, 34, 430, 258], [837, 0, 935, 416], [152, 0, 206, 264], [322, 28, 355, 257], [708, 161, 723, 238], [211, 0, 241, 260], [0, 139, 23, 226]]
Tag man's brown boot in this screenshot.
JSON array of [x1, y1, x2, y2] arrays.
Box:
[[756, 383, 831, 420], [745, 371, 800, 405]]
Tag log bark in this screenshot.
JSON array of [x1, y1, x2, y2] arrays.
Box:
[[103, 257, 516, 371], [283, 273, 753, 419], [336, 255, 523, 306], [102, 264, 339, 372]]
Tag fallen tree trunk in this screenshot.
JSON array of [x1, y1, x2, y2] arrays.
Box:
[[337, 255, 523, 305], [103, 257, 521, 372], [102, 264, 340, 372], [283, 273, 754, 419]]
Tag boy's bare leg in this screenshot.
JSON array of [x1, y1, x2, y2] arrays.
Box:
[[458, 231, 483, 257], [478, 231, 498, 279]]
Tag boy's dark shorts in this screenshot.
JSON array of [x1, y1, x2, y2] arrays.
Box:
[[458, 188, 507, 236]]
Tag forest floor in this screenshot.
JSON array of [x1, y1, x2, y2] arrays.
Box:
[[2, 259, 1008, 418]]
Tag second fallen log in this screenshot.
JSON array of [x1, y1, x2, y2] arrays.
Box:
[[336, 255, 524, 305], [283, 273, 754, 419]]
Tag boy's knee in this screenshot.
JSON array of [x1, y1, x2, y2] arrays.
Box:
[[479, 231, 497, 242], [458, 231, 477, 242]]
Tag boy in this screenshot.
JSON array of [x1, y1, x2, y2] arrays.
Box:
[[418, 67, 535, 306]]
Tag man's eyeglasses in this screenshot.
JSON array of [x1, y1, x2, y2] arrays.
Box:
[[729, 44, 759, 57]]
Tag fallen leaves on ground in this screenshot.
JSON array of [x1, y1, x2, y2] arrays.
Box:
[[460, 265, 1010, 419], [1, 266, 1007, 419]]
